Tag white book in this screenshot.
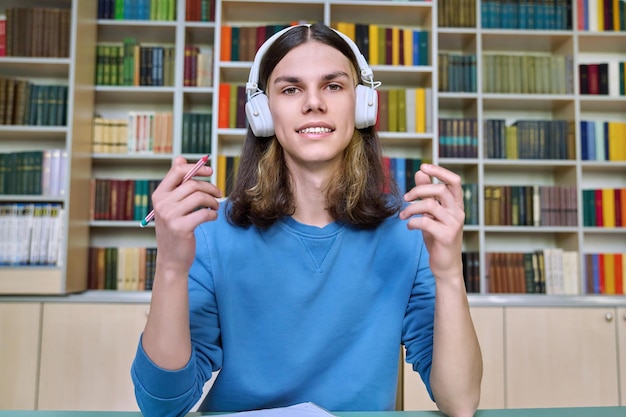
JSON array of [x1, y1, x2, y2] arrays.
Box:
[[562, 251, 580, 295]]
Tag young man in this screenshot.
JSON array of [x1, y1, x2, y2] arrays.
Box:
[[131, 23, 482, 417]]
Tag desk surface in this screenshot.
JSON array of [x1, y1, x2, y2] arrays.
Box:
[[2, 408, 625, 417]]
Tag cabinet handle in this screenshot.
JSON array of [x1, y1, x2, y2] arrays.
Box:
[[623, 313, 626, 321], [605, 313, 613, 322]]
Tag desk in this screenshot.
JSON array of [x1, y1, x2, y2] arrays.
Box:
[[1, 408, 625, 417]]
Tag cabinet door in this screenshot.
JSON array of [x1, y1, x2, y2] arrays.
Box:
[[0, 302, 42, 410], [38, 302, 149, 411], [403, 306, 505, 410], [617, 308, 626, 406], [505, 307, 619, 408]]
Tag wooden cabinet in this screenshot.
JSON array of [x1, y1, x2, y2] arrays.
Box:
[[618, 308, 626, 406], [505, 306, 619, 408], [403, 306, 505, 410], [37, 302, 149, 411], [0, 302, 41, 410]]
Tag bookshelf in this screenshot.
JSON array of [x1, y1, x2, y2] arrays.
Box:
[[0, 0, 95, 294], [86, 0, 437, 291], [1, 1, 624, 295], [84, 0, 626, 297]]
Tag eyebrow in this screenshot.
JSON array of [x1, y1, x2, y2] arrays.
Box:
[[272, 71, 352, 85]]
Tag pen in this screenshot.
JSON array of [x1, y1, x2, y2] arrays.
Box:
[[140, 154, 211, 227]]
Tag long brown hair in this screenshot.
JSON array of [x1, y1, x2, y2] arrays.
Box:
[[226, 23, 401, 228]]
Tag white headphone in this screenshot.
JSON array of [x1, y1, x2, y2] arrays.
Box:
[[244, 24, 381, 137]]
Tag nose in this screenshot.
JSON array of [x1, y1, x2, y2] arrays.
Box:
[[302, 90, 327, 113]]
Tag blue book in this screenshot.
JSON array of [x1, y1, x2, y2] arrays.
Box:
[[580, 121, 588, 160], [394, 157, 406, 193], [587, 121, 596, 161]]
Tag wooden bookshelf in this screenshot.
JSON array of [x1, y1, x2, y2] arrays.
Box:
[[0, 0, 96, 294]]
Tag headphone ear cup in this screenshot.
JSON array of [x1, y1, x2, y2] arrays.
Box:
[[354, 84, 378, 129], [245, 93, 274, 137]]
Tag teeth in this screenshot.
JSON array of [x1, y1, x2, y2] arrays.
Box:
[[299, 127, 332, 134]]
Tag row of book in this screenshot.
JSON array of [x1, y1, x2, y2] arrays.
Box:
[[438, 118, 478, 158], [1, 7, 71, 58], [0, 78, 68, 126], [582, 188, 626, 227], [183, 45, 213, 87], [484, 185, 578, 227], [335, 22, 430, 67], [84, 247, 626, 294], [585, 252, 626, 294], [185, 0, 216, 22], [579, 62, 626, 95], [377, 88, 431, 133], [484, 119, 575, 160], [580, 120, 626, 161], [438, 53, 477, 93], [92, 112, 173, 154], [577, 0, 626, 31], [0, 150, 67, 197], [481, 0, 573, 30], [0, 203, 64, 266], [95, 42, 176, 87], [181, 112, 212, 154], [87, 247, 157, 291], [486, 250, 580, 295], [97, 0, 176, 21], [483, 54, 574, 94], [439, 0, 477, 28], [91, 178, 159, 222]]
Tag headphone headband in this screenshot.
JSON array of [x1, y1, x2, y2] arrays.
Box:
[[246, 24, 378, 98]]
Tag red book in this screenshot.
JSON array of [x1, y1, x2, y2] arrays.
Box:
[[598, 254, 605, 294], [595, 188, 603, 226], [0, 17, 5, 57], [621, 188, 626, 227], [587, 64, 600, 95]]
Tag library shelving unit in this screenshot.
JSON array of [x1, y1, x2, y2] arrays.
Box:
[[436, 0, 626, 297], [87, 0, 437, 291], [0, 0, 96, 294]]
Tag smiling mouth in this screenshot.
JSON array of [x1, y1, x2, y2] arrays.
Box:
[[298, 127, 333, 134]]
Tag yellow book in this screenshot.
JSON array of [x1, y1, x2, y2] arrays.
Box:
[[391, 27, 400, 66], [415, 87, 426, 133], [403, 29, 413, 66], [397, 88, 406, 132], [368, 24, 379, 65], [604, 253, 615, 294], [335, 22, 352, 41], [388, 89, 399, 132], [344, 22, 356, 42], [217, 154, 227, 195], [613, 0, 620, 30], [607, 121, 622, 161], [602, 188, 616, 227], [597, 0, 604, 31]]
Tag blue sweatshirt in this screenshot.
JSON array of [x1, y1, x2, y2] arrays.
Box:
[[131, 203, 436, 417]]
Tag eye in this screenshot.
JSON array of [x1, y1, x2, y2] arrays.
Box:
[[326, 83, 342, 91], [282, 87, 300, 95]]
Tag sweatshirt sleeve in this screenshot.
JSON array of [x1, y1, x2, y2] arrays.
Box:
[[401, 238, 436, 401], [130, 224, 223, 417]]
